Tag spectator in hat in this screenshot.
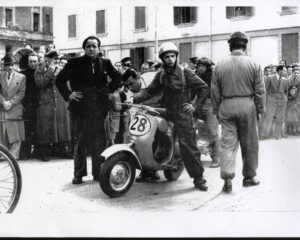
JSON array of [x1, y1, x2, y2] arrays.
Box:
[[35, 49, 72, 161], [194, 57, 220, 168], [0, 54, 26, 159], [189, 57, 198, 71]]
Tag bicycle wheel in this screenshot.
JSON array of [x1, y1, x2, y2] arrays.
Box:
[[0, 144, 22, 213]]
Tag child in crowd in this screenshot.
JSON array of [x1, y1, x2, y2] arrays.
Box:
[[107, 83, 124, 146], [286, 85, 299, 135]]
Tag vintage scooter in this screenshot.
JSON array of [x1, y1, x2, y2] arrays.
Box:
[[99, 103, 184, 198]]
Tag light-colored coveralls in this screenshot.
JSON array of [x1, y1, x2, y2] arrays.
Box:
[[211, 50, 265, 180]]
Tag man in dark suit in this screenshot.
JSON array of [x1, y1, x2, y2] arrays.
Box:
[[55, 36, 122, 184], [19, 53, 39, 159], [261, 65, 289, 139]]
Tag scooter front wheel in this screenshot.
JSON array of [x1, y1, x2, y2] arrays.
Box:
[[99, 152, 136, 198]]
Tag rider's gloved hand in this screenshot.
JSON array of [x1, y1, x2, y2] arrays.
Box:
[[182, 103, 195, 114]]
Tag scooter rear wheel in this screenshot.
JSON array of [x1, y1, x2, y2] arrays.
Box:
[[99, 152, 136, 198], [164, 157, 184, 181]]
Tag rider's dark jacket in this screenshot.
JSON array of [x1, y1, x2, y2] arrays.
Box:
[[134, 64, 209, 121]]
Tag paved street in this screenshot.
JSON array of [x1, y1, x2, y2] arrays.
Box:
[[1, 137, 300, 237], [13, 137, 300, 213]]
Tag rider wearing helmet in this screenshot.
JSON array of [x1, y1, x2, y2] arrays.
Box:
[[194, 57, 220, 168], [130, 42, 210, 191]]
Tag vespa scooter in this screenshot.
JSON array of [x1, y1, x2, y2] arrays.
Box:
[[99, 103, 184, 198]]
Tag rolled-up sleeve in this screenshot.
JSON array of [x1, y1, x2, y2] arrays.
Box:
[[210, 69, 222, 115]]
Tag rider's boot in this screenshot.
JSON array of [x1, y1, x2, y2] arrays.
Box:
[[136, 170, 160, 182], [193, 177, 208, 191]]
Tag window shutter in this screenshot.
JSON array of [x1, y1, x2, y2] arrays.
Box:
[[68, 15, 76, 38], [96, 10, 105, 34], [226, 7, 234, 19], [191, 7, 197, 22], [135, 7, 146, 29], [174, 7, 180, 25], [245, 7, 254, 16], [135, 7, 139, 29], [140, 7, 145, 29]]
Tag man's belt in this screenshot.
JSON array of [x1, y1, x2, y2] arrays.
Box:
[[222, 95, 253, 99]]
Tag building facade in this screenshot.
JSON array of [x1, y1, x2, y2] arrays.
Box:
[[53, 1, 300, 70], [0, 6, 53, 57]]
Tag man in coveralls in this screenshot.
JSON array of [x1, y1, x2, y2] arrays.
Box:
[[55, 36, 122, 184], [128, 42, 209, 191], [211, 31, 266, 193]]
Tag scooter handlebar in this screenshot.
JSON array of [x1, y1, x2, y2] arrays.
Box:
[[117, 102, 163, 117]]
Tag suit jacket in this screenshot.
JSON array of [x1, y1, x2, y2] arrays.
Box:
[[0, 70, 26, 143], [55, 55, 122, 115], [265, 74, 288, 102]]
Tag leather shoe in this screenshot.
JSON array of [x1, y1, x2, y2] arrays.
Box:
[[210, 162, 220, 168], [193, 178, 208, 191], [222, 179, 232, 193], [72, 177, 82, 184], [93, 175, 99, 181], [136, 170, 160, 182], [243, 177, 260, 187], [41, 155, 50, 162]]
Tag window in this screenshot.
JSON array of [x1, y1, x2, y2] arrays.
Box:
[[281, 6, 298, 15], [5, 8, 13, 27], [135, 7, 146, 30], [44, 14, 51, 34], [174, 7, 197, 25], [96, 10, 105, 34], [33, 13, 40, 32], [68, 15, 76, 38], [226, 7, 254, 19]]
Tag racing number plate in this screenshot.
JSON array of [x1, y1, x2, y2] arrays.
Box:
[[129, 114, 151, 136]]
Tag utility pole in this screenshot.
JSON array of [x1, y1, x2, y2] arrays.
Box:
[[120, 6, 123, 59], [209, 6, 213, 59], [154, 6, 158, 62]]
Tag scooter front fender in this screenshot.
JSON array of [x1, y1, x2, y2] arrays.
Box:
[[101, 144, 142, 170]]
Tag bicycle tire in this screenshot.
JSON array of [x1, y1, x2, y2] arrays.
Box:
[[0, 144, 22, 213]]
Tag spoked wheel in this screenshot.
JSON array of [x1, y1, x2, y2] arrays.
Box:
[[99, 152, 136, 198], [0, 144, 22, 213]]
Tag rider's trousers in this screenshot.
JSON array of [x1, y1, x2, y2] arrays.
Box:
[[173, 109, 205, 179]]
